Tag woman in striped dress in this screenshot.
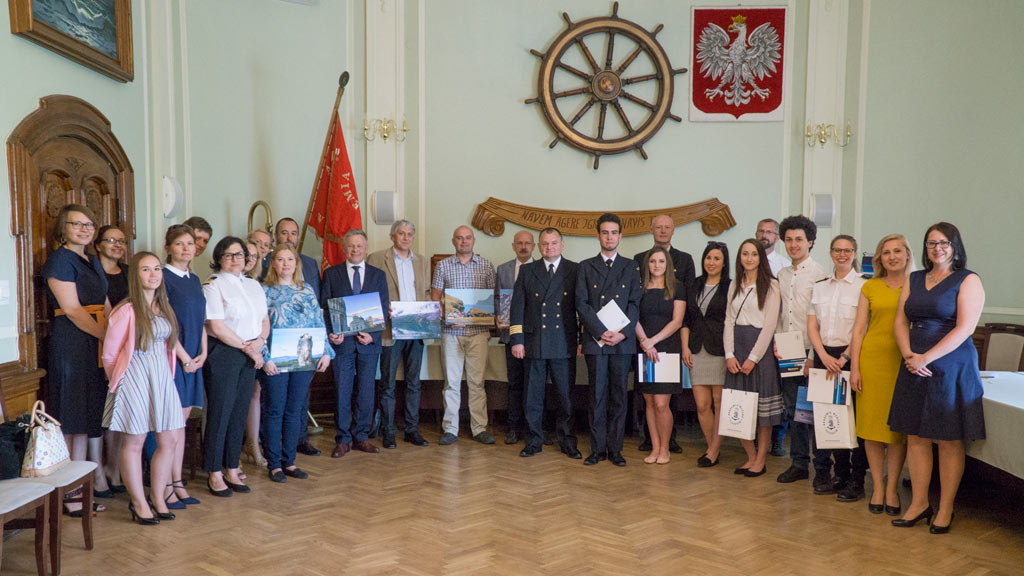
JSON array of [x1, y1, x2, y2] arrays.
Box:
[[102, 252, 185, 525]]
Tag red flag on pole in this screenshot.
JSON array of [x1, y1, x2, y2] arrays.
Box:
[[308, 115, 361, 269]]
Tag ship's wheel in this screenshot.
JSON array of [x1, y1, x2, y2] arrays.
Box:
[[527, 2, 687, 169]]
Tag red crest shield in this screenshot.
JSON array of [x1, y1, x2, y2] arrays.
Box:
[[689, 7, 787, 121]]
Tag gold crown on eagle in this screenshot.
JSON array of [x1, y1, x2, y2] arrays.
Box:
[[731, 14, 747, 25]]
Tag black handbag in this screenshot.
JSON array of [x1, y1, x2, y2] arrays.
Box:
[[0, 413, 31, 480]]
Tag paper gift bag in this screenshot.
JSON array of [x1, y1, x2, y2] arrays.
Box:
[[794, 385, 813, 424], [813, 402, 858, 449], [807, 368, 852, 405], [718, 388, 758, 440]]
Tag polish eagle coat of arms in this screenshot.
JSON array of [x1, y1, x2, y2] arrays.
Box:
[[690, 8, 787, 121]]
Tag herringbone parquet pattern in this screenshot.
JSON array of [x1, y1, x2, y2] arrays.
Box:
[[3, 425, 1023, 575]]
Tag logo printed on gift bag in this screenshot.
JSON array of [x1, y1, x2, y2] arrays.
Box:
[[726, 404, 745, 425], [821, 409, 841, 435]]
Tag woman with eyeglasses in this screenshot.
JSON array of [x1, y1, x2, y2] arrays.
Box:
[[242, 240, 268, 472], [849, 233, 912, 517], [43, 204, 110, 516], [90, 225, 130, 499], [682, 241, 731, 468], [806, 235, 868, 502], [723, 239, 782, 478], [202, 237, 270, 497], [161, 224, 207, 509], [888, 223, 985, 534]]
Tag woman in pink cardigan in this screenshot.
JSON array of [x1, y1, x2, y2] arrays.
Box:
[[102, 252, 184, 525]]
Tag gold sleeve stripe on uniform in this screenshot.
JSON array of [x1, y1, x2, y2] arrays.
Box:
[[509, 325, 523, 335]]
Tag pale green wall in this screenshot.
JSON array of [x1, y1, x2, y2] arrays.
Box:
[[0, 0, 147, 363], [184, 0, 360, 271], [421, 0, 805, 266], [857, 0, 1024, 319]]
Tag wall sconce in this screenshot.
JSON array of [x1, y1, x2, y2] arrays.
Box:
[[363, 118, 408, 143], [805, 122, 853, 148]]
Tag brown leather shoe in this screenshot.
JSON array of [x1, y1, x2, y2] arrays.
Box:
[[331, 443, 350, 458], [351, 440, 380, 454]]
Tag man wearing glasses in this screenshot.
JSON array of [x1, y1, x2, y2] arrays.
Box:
[[756, 218, 791, 277]]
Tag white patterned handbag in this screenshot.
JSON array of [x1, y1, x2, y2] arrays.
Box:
[[21, 400, 70, 477]]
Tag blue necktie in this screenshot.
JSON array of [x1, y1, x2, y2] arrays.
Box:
[[352, 265, 361, 294]]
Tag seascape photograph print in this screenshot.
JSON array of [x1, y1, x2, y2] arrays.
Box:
[[33, 0, 118, 58], [328, 293, 386, 336], [391, 301, 442, 340], [443, 288, 496, 327]]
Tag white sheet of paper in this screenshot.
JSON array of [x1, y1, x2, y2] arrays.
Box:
[[594, 300, 630, 347], [775, 330, 806, 378], [637, 353, 681, 383], [807, 368, 852, 405]]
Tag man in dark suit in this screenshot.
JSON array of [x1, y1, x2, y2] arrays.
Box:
[[632, 214, 695, 454], [496, 230, 535, 445], [322, 229, 389, 458], [509, 227, 580, 459], [577, 213, 642, 466], [261, 216, 324, 456]]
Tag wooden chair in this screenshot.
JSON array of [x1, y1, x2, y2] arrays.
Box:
[[0, 385, 52, 575], [978, 323, 1024, 371]]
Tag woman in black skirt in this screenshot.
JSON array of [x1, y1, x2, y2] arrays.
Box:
[[723, 239, 782, 477], [634, 246, 686, 464]]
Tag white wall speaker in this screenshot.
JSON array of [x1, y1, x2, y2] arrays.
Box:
[[374, 191, 397, 225], [811, 194, 834, 228], [162, 176, 183, 218]]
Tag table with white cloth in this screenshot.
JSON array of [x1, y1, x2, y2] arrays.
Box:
[[966, 371, 1024, 479]]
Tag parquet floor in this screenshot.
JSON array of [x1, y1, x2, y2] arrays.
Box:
[[4, 423, 1024, 576]]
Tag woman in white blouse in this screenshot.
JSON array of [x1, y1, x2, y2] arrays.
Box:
[[807, 235, 868, 503], [723, 239, 783, 477], [202, 237, 270, 497]]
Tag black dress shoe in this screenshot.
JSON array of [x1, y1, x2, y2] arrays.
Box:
[[543, 433, 555, 446], [382, 435, 397, 449], [668, 437, 683, 454], [868, 501, 884, 514], [225, 481, 251, 494], [638, 438, 652, 452], [734, 467, 750, 475], [269, 470, 287, 483], [885, 494, 902, 516], [283, 467, 309, 479], [504, 430, 520, 445], [296, 442, 321, 456], [892, 506, 934, 528], [697, 453, 719, 468], [404, 431, 429, 446], [93, 488, 114, 499], [776, 466, 809, 483], [929, 513, 954, 534], [608, 452, 626, 467], [207, 479, 232, 498], [813, 473, 837, 495], [836, 483, 865, 502], [561, 445, 582, 460], [520, 446, 540, 458], [583, 453, 606, 466]]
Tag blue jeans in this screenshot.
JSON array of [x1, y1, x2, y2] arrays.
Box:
[[378, 339, 425, 435], [260, 371, 313, 470]]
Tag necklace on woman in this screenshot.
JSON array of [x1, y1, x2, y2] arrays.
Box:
[[926, 269, 951, 285]]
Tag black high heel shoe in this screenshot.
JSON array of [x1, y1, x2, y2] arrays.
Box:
[[891, 505, 933, 528], [147, 498, 176, 521], [885, 494, 902, 517], [929, 513, 954, 534], [867, 500, 884, 514], [128, 502, 160, 526], [207, 478, 233, 498]]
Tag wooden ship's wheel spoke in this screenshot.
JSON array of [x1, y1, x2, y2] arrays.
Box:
[[528, 1, 687, 169]]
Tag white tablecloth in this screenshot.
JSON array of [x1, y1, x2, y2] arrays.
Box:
[[966, 371, 1024, 479]]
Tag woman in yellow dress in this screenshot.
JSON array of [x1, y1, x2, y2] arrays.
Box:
[[849, 234, 912, 516]]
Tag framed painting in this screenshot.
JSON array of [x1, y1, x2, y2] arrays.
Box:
[[9, 0, 133, 82]]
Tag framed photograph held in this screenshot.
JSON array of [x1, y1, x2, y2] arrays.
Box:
[[9, 0, 133, 82]]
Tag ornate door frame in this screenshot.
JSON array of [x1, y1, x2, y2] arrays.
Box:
[[3, 95, 135, 414]]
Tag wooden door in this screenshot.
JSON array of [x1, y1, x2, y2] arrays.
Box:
[[3, 96, 135, 415]]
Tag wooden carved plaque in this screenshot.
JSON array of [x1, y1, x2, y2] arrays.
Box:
[[472, 197, 735, 238]]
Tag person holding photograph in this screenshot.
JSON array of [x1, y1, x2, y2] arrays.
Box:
[[807, 235, 868, 502], [889, 223, 985, 534], [261, 245, 333, 482], [634, 246, 686, 465], [724, 239, 782, 478], [683, 241, 731, 468], [849, 233, 912, 516], [102, 252, 184, 525]]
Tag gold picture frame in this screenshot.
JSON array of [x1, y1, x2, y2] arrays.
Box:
[[9, 0, 133, 82]]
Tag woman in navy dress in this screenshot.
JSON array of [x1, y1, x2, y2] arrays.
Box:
[[635, 246, 686, 465], [162, 224, 207, 508], [93, 224, 130, 497], [889, 222, 985, 534], [43, 204, 109, 516]]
